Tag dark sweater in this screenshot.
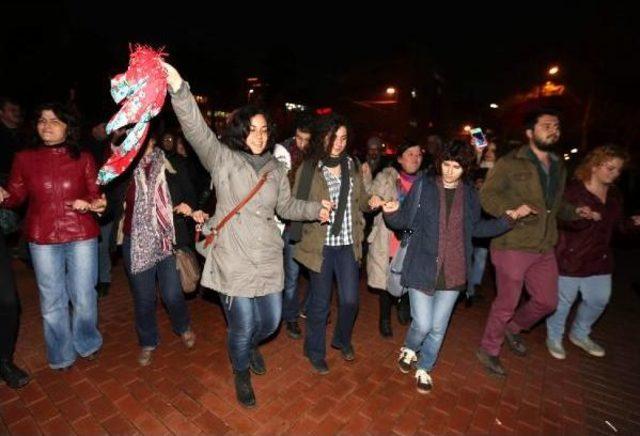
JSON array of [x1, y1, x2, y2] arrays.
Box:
[[556, 181, 636, 277]]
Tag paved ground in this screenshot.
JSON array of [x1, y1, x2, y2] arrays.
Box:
[[1, 248, 640, 435]]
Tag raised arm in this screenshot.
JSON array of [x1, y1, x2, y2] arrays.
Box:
[[164, 62, 225, 174]]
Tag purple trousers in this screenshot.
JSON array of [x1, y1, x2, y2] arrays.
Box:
[[480, 249, 559, 356]]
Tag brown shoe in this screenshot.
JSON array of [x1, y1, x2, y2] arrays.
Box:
[[181, 329, 196, 349], [138, 347, 155, 367]]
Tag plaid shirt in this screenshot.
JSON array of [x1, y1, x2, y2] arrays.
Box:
[[321, 158, 354, 246]]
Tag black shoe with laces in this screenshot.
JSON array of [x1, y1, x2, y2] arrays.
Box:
[[234, 369, 256, 408], [331, 343, 355, 361], [475, 348, 507, 377], [505, 331, 527, 356], [0, 359, 30, 389], [308, 357, 330, 375]]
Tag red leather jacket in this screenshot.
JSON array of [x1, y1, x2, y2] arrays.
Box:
[[2, 146, 100, 244]]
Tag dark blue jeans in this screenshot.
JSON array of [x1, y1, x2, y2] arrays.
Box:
[[282, 230, 309, 321], [123, 238, 191, 348], [304, 245, 359, 361], [221, 292, 282, 371]]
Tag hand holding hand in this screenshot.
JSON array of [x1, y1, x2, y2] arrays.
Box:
[[191, 210, 209, 224], [173, 203, 193, 216], [382, 200, 400, 213]]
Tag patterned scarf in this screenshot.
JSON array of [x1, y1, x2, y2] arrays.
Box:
[[436, 178, 466, 288], [130, 148, 175, 274], [323, 154, 350, 236], [397, 171, 418, 203], [98, 45, 168, 184]]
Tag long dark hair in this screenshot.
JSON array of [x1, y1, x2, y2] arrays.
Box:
[[32, 103, 81, 159], [221, 105, 276, 154], [307, 113, 352, 162]]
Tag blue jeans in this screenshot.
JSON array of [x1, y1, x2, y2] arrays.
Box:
[[467, 246, 488, 297], [221, 292, 282, 371], [404, 288, 459, 371], [98, 221, 113, 284], [305, 245, 359, 361], [283, 231, 302, 321], [122, 238, 191, 348], [29, 238, 102, 369], [546, 274, 612, 342]]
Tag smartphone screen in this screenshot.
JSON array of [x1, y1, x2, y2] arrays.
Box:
[[470, 128, 488, 148]]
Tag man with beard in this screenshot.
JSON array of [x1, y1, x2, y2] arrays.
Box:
[[475, 109, 598, 377]]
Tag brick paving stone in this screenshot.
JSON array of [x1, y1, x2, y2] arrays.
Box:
[[5, 247, 640, 435], [100, 414, 139, 435], [70, 415, 106, 435], [27, 397, 59, 424], [8, 416, 43, 435], [39, 414, 75, 435], [192, 411, 232, 434], [56, 397, 90, 423]]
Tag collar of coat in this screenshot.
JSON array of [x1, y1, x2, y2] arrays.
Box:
[[514, 145, 559, 162]]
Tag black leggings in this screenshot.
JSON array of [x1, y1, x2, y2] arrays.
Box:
[[0, 232, 19, 359]]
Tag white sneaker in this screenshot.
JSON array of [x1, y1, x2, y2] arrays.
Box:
[[415, 369, 433, 394], [569, 334, 605, 357], [546, 338, 566, 360], [398, 347, 417, 374]]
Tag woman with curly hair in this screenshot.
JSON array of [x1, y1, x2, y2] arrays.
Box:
[[546, 145, 640, 359], [383, 139, 531, 393]]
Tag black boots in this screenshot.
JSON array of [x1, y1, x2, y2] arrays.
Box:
[[379, 318, 393, 337], [249, 347, 266, 375], [397, 295, 411, 325], [285, 320, 302, 339], [0, 358, 30, 389], [234, 369, 256, 408]]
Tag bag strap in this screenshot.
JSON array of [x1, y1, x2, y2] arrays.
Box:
[[197, 171, 271, 247], [401, 176, 423, 244]]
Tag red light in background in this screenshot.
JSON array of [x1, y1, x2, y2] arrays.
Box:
[[315, 107, 333, 115]]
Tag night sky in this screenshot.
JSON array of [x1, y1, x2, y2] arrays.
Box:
[[2, 1, 638, 140]]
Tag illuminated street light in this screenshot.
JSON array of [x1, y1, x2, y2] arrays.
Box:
[[570, 148, 578, 154], [490, 103, 499, 109], [463, 125, 472, 133], [386, 87, 397, 96], [548, 65, 559, 75]]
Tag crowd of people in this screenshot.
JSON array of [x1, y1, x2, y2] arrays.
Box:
[[1, 62, 638, 410]]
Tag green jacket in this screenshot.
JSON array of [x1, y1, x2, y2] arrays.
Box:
[[480, 145, 578, 253], [293, 159, 369, 273]]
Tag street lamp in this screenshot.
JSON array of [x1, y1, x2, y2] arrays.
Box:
[[548, 65, 559, 76], [489, 103, 499, 109]]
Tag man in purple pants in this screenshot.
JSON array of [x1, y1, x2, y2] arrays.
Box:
[[476, 108, 597, 376]]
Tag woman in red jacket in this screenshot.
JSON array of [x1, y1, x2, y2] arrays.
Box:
[[546, 145, 640, 359], [0, 103, 103, 370]]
